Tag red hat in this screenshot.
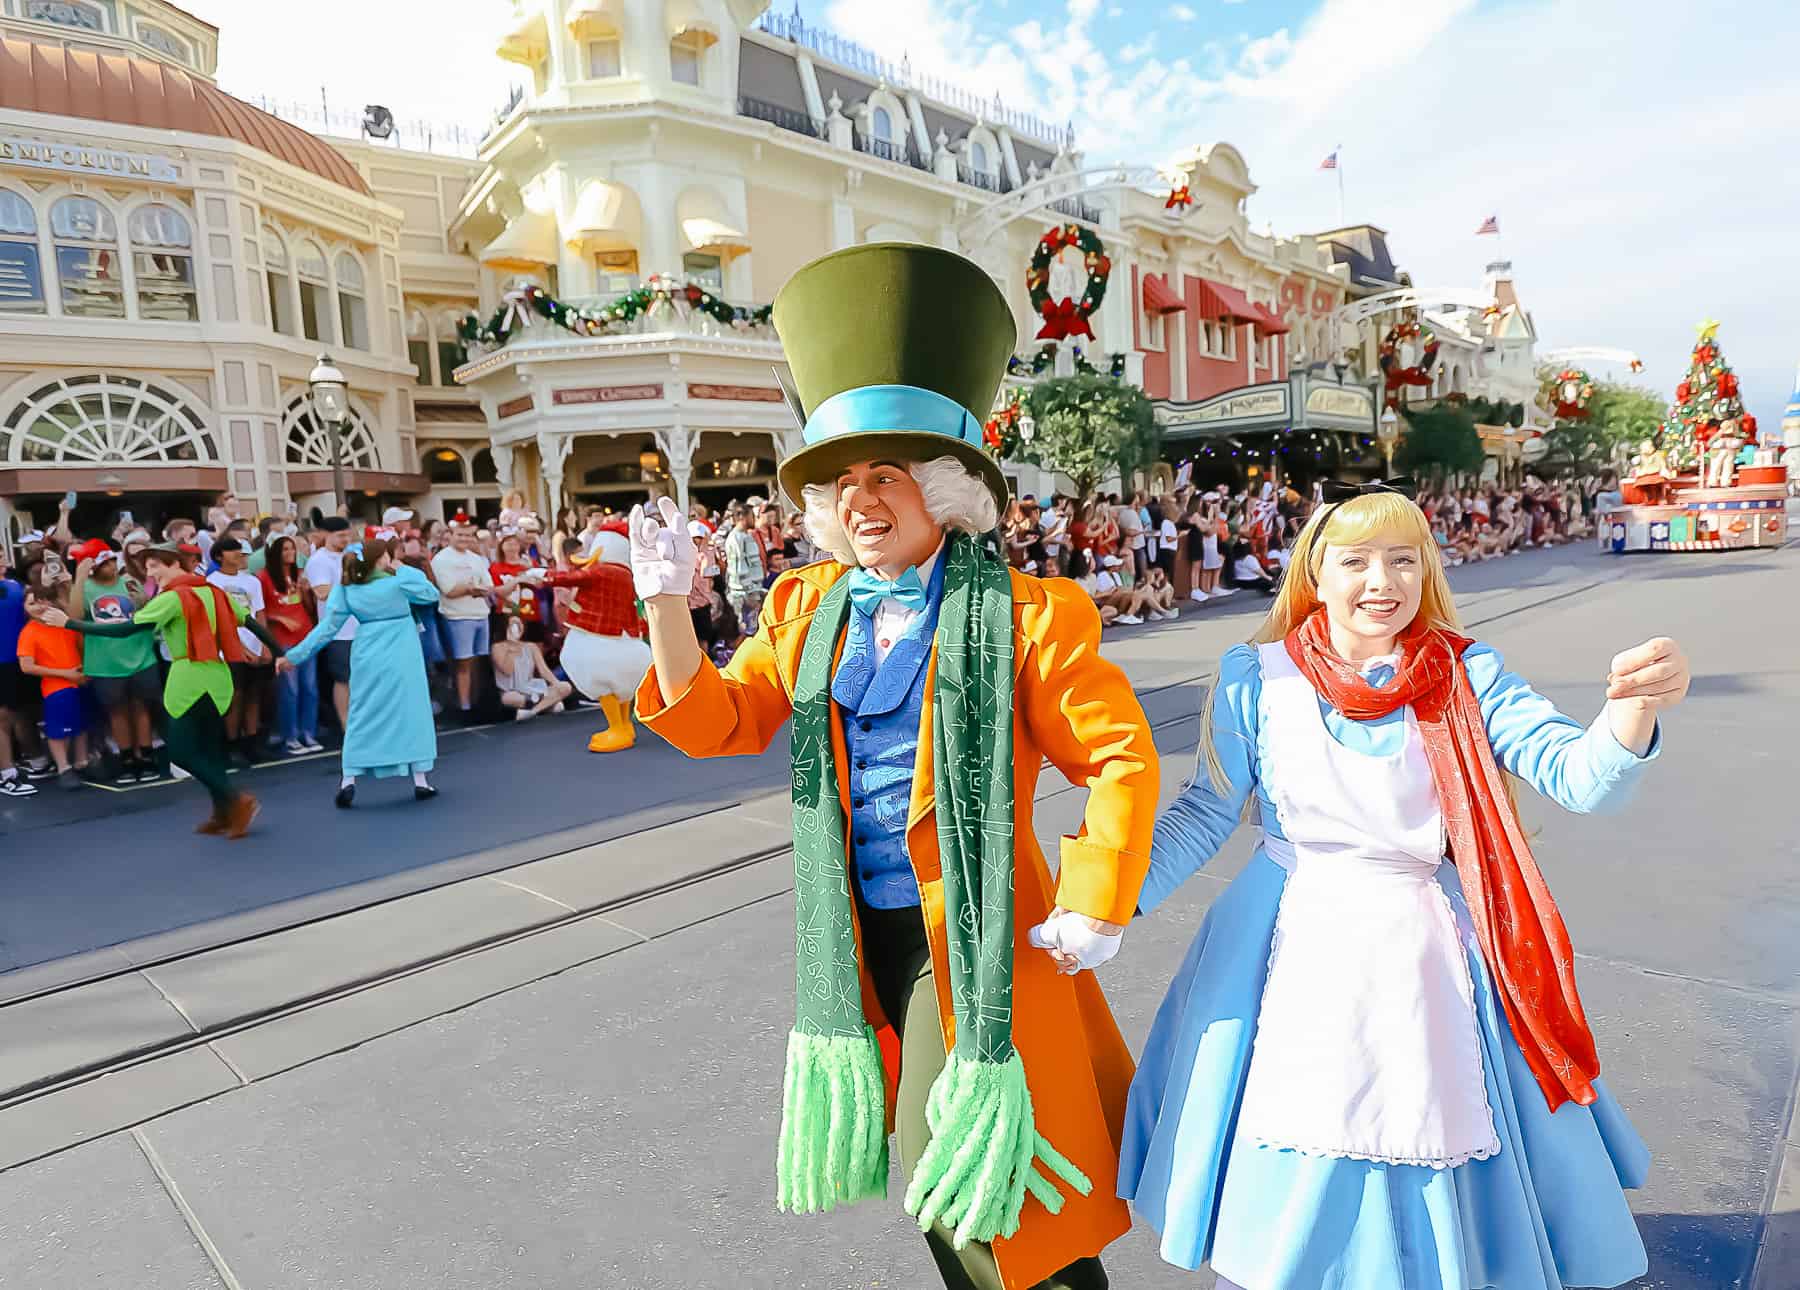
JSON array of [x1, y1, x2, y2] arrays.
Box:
[[69, 538, 115, 563], [598, 517, 630, 536]]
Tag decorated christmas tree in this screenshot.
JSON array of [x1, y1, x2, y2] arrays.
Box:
[[1660, 320, 1757, 473]]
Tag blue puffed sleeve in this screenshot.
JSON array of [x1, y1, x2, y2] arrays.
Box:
[[1139, 643, 1262, 915], [1463, 642, 1661, 815]]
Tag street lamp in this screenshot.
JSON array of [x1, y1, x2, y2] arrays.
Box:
[[308, 353, 350, 515], [1377, 406, 1401, 478]]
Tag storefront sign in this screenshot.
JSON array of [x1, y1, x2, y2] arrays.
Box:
[[497, 395, 534, 419], [0, 137, 180, 183], [1159, 387, 1288, 429], [688, 384, 784, 402], [553, 384, 663, 405], [1305, 386, 1372, 420]]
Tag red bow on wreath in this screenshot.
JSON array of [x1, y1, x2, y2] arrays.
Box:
[[1717, 371, 1739, 398], [1675, 380, 1691, 403], [1037, 296, 1095, 341], [1165, 185, 1193, 210]]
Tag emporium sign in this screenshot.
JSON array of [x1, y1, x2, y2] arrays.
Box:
[[1158, 387, 1288, 430], [0, 137, 181, 183]]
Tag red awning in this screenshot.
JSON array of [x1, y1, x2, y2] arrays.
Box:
[[1141, 273, 1186, 314], [1196, 278, 1261, 325], [1251, 302, 1291, 336]]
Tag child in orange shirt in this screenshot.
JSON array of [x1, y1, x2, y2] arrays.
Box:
[[18, 587, 89, 790]]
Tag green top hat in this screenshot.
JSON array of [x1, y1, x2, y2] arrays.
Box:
[[772, 243, 1016, 514]]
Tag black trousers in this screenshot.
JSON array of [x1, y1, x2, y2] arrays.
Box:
[[859, 898, 1108, 1290]]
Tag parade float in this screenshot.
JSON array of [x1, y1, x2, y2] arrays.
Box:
[[1598, 322, 1789, 553]]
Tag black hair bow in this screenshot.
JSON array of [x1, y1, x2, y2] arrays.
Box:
[[1319, 476, 1417, 502]]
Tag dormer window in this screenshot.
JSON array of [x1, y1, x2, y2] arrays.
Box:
[[26, 1, 105, 32], [872, 107, 894, 143], [670, 30, 705, 85], [588, 37, 622, 78], [971, 140, 991, 174]]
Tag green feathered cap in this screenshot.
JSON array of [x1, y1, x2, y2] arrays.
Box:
[[773, 243, 1016, 513]]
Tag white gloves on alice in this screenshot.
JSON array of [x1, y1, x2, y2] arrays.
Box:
[[628, 497, 698, 601], [1027, 911, 1124, 972]]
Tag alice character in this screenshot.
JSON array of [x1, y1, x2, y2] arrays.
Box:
[[1117, 480, 1688, 1290]]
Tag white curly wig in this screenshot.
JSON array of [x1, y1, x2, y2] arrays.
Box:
[[801, 455, 1000, 566]]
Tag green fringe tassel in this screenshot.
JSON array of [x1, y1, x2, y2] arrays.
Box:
[[775, 1026, 889, 1214], [902, 1050, 1092, 1249]]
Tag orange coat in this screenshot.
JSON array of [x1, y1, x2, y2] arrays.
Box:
[[636, 560, 1159, 1289]]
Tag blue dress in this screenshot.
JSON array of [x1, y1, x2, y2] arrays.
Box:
[[1121, 642, 1661, 1290], [286, 566, 440, 778]]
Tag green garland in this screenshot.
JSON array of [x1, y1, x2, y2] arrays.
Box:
[[460, 278, 774, 348], [1006, 344, 1127, 380]]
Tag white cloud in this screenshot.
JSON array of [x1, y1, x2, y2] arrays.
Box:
[[1168, 3, 1199, 18], [1119, 37, 1156, 62], [1107, 4, 1124, 14]]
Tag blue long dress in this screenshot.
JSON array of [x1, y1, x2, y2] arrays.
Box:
[[285, 565, 439, 778], [1121, 641, 1661, 1290]]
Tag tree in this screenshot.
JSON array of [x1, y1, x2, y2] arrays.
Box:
[[1394, 405, 1485, 481], [1660, 322, 1750, 473], [1539, 381, 1663, 476], [1014, 374, 1159, 497]]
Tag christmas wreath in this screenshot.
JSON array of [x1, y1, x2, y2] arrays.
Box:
[[1004, 345, 1128, 380], [1026, 223, 1110, 342], [1378, 319, 1439, 407], [1544, 366, 1596, 420]]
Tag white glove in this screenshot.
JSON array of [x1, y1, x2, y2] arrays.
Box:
[[628, 497, 698, 600], [1027, 911, 1124, 972]]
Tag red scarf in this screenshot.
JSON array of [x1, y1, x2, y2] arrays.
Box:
[[161, 573, 247, 665], [1284, 608, 1599, 1111]]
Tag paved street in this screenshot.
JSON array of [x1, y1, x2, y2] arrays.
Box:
[[1, 538, 1797, 1288]]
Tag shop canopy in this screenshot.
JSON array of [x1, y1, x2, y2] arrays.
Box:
[[677, 187, 750, 260], [1141, 273, 1185, 314], [1196, 278, 1261, 325], [479, 209, 558, 271], [1251, 302, 1290, 336]]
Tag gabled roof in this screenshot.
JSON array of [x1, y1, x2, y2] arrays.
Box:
[[0, 35, 368, 196]]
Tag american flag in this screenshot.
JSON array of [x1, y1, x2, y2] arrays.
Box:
[[1475, 214, 1500, 235], [1318, 150, 1339, 170]]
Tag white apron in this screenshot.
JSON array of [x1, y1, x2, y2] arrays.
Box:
[[1233, 642, 1500, 1168]]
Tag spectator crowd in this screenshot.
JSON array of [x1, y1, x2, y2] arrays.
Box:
[[0, 469, 1620, 801]]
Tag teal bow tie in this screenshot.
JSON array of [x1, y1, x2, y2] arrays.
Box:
[[847, 566, 929, 616]]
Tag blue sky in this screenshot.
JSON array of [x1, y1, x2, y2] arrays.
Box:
[[206, 0, 1800, 432]]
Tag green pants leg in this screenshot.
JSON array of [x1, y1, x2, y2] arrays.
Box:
[[164, 696, 238, 814], [865, 904, 1107, 1290]]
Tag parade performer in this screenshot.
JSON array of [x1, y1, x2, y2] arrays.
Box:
[[544, 523, 648, 753], [1118, 479, 1686, 1290], [277, 537, 440, 808], [34, 541, 281, 836], [629, 244, 1159, 1290]]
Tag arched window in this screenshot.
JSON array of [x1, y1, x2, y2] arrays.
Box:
[[295, 239, 332, 343], [335, 253, 369, 349], [471, 447, 498, 483], [406, 308, 432, 383], [282, 392, 378, 468], [970, 140, 989, 173], [0, 189, 44, 315], [263, 230, 294, 334], [422, 446, 466, 484], [3, 374, 217, 463], [138, 24, 190, 62], [128, 204, 197, 321], [50, 196, 123, 319], [872, 106, 893, 143]]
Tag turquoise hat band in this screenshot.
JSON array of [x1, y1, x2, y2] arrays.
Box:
[[803, 385, 982, 451]]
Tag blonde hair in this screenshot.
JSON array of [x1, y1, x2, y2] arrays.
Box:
[[801, 455, 999, 565], [1196, 490, 1470, 798]]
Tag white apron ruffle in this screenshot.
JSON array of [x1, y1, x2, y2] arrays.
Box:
[[1233, 642, 1500, 1169]]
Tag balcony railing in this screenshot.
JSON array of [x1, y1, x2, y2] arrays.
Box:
[[859, 133, 909, 165], [754, 9, 1069, 148], [737, 95, 824, 140], [1049, 195, 1102, 224], [234, 93, 485, 159], [958, 164, 1009, 194]]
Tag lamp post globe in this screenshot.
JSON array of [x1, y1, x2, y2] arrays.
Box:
[[1377, 406, 1401, 477], [308, 353, 350, 514]]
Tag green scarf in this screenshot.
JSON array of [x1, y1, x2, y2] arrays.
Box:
[[776, 530, 1090, 1249]]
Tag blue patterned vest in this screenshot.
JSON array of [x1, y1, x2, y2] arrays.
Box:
[[831, 555, 946, 909]]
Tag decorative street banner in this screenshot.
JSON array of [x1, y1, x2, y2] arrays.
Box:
[[0, 137, 181, 183]]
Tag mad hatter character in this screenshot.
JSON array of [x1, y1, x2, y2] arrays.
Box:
[[1118, 480, 1686, 1290], [628, 244, 1160, 1290]]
